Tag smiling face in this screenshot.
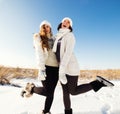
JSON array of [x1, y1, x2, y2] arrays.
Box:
[[40, 24, 52, 37], [61, 19, 71, 29], [43, 24, 51, 34]]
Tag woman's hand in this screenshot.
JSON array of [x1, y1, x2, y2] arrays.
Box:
[[38, 69, 46, 81], [59, 66, 67, 84]]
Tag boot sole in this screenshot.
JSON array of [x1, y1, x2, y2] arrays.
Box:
[[97, 76, 114, 87]]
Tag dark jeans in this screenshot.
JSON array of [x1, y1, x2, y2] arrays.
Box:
[[61, 75, 92, 110], [33, 65, 59, 113]]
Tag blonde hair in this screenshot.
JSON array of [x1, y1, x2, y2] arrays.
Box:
[[39, 25, 53, 51]]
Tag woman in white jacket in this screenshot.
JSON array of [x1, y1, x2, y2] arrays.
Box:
[[53, 17, 114, 114], [21, 20, 58, 114]]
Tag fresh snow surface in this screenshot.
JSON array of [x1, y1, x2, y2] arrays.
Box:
[[0, 78, 120, 114]]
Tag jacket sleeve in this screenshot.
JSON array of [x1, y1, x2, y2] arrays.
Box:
[[33, 34, 46, 70], [59, 33, 75, 73]]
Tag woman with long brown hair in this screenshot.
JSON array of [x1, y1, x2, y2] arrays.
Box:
[[21, 20, 59, 114]]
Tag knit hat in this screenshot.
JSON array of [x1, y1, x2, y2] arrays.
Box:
[[62, 17, 73, 27], [39, 20, 51, 29]]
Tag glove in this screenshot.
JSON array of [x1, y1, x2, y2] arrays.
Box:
[[59, 66, 67, 84], [59, 65, 67, 84], [59, 72, 67, 84], [38, 69, 46, 81]]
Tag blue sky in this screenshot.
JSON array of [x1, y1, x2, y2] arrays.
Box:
[[0, 0, 120, 69]]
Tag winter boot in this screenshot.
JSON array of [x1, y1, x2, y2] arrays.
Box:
[[90, 76, 114, 92], [21, 83, 35, 98], [42, 112, 51, 114], [42, 110, 51, 114], [65, 108, 73, 114]]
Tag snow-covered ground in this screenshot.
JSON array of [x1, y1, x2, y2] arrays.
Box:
[[0, 78, 120, 114]]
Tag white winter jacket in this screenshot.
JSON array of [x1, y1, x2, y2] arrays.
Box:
[[33, 34, 58, 70], [53, 28, 80, 76]]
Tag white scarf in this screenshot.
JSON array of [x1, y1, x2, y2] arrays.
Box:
[[52, 28, 70, 52]]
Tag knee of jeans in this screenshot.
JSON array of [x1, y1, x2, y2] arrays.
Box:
[[47, 95, 53, 100], [46, 92, 54, 98], [69, 89, 76, 95]]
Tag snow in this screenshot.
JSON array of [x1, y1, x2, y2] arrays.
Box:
[[0, 78, 120, 114]]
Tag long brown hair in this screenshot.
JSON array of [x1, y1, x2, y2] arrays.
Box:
[[39, 25, 52, 51]]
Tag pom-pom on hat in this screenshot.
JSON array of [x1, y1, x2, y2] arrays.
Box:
[[39, 20, 51, 29], [62, 17, 73, 27]]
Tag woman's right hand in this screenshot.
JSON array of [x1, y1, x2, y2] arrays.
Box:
[[33, 33, 39, 38], [38, 69, 46, 81]]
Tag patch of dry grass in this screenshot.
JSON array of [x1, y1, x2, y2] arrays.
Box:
[[80, 69, 120, 80], [0, 65, 120, 81], [0, 65, 38, 80]]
